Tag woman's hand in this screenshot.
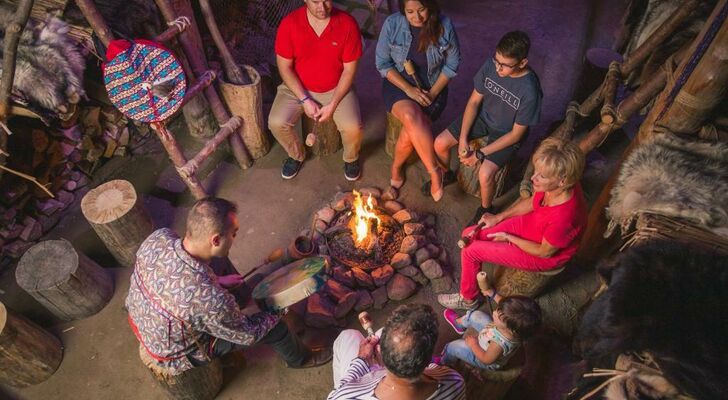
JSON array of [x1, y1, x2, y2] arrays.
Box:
[[479, 213, 502, 228], [405, 86, 432, 107], [486, 232, 511, 242], [357, 336, 380, 366]]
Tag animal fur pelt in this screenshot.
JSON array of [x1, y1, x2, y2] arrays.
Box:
[[0, 5, 87, 116], [605, 133, 728, 238], [574, 241, 728, 399], [63, 0, 161, 40]]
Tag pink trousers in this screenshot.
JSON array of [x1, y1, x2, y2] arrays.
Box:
[[459, 217, 566, 300]]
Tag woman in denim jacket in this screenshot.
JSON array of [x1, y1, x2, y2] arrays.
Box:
[[375, 0, 460, 201]]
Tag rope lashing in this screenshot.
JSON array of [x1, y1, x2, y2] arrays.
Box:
[[656, 2, 728, 121]]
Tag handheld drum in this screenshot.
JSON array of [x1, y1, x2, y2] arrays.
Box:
[[252, 256, 329, 312]]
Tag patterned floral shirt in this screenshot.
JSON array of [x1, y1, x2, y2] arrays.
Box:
[[125, 228, 280, 374]]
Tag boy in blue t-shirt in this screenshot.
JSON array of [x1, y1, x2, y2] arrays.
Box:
[[429, 31, 543, 225]]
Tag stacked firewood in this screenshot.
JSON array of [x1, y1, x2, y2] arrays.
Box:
[[0, 105, 147, 268]]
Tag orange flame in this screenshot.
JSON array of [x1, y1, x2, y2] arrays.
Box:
[[351, 190, 380, 247]]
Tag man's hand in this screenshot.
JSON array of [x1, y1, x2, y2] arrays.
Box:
[[218, 274, 245, 289], [303, 98, 321, 119], [479, 213, 502, 228], [314, 102, 336, 123], [459, 151, 478, 167], [357, 335, 380, 367], [405, 86, 432, 107], [486, 232, 511, 242]]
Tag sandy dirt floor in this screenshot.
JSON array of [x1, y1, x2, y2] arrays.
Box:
[[0, 0, 627, 398]]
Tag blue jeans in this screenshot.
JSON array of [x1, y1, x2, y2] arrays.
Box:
[[442, 310, 495, 370]]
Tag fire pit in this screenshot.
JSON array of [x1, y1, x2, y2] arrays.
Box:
[[326, 191, 405, 271], [286, 187, 456, 329]]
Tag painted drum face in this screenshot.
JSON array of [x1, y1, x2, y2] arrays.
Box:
[[252, 256, 329, 311], [104, 41, 186, 123]]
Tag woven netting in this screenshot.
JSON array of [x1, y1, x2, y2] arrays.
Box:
[[210, 0, 300, 75]]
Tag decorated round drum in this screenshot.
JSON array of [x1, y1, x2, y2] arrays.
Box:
[[252, 256, 329, 311], [103, 39, 186, 123]]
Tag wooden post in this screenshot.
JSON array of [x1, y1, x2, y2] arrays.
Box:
[[302, 116, 342, 157], [16, 239, 114, 321], [139, 345, 223, 400], [576, 0, 728, 266], [154, 0, 253, 170], [151, 123, 208, 199], [516, 0, 704, 192], [536, 270, 602, 337], [453, 354, 524, 400], [218, 65, 271, 159], [80, 180, 154, 267], [0, 302, 63, 387], [197, 0, 246, 85], [0, 0, 34, 179], [178, 116, 243, 180]]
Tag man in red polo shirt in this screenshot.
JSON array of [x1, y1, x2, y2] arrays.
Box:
[[269, 0, 364, 181]]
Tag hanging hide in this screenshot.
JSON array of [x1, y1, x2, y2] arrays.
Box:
[[0, 5, 86, 117], [605, 133, 728, 238], [575, 241, 728, 399]]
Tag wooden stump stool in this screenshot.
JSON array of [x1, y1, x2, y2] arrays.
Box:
[[0, 302, 63, 387], [81, 179, 154, 267], [453, 350, 524, 400], [457, 138, 509, 199], [384, 113, 418, 164], [219, 65, 271, 159], [482, 262, 565, 298], [139, 346, 223, 400], [16, 239, 114, 321], [302, 116, 342, 157]]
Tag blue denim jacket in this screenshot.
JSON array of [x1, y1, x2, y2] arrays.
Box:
[[375, 13, 460, 86]]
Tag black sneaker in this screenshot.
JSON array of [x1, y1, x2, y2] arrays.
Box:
[[468, 206, 494, 227], [421, 170, 457, 195], [281, 157, 303, 179], [344, 160, 361, 181]]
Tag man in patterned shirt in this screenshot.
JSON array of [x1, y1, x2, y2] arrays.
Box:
[[126, 197, 332, 374], [327, 304, 465, 399]]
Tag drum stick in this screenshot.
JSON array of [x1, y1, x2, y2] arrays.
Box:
[[305, 119, 319, 147], [358, 311, 375, 337], [403, 60, 422, 90], [457, 222, 485, 249]]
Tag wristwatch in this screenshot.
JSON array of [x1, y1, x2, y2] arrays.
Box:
[[475, 149, 487, 161]]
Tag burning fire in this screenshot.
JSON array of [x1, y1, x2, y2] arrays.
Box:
[[351, 190, 381, 247]]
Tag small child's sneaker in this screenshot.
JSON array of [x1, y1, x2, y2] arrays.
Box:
[[443, 309, 465, 335]]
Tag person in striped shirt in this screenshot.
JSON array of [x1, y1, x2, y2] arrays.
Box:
[[327, 303, 465, 399]]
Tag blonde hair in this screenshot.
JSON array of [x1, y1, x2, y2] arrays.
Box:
[[531, 138, 585, 189]]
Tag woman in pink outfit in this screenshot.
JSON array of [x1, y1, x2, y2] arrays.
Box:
[[438, 138, 587, 310]]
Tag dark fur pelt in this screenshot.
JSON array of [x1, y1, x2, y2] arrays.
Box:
[[606, 133, 728, 238], [575, 241, 728, 399], [0, 5, 86, 115]]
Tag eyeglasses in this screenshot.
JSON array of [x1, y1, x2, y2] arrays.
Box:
[[492, 55, 520, 70]]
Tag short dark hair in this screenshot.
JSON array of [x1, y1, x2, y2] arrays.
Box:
[[380, 303, 438, 379], [496, 31, 530, 61], [185, 197, 238, 240], [497, 296, 542, 339]]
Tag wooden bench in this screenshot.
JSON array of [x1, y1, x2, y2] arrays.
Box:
[[139, 345, 223, 400], [384, 112, 418, 164], [302, 116, 342, 157], [16, 239, 114, 321], [482, 262, 565, 298], [0, 302, 63, 387], [457, 137, 510, 199]]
